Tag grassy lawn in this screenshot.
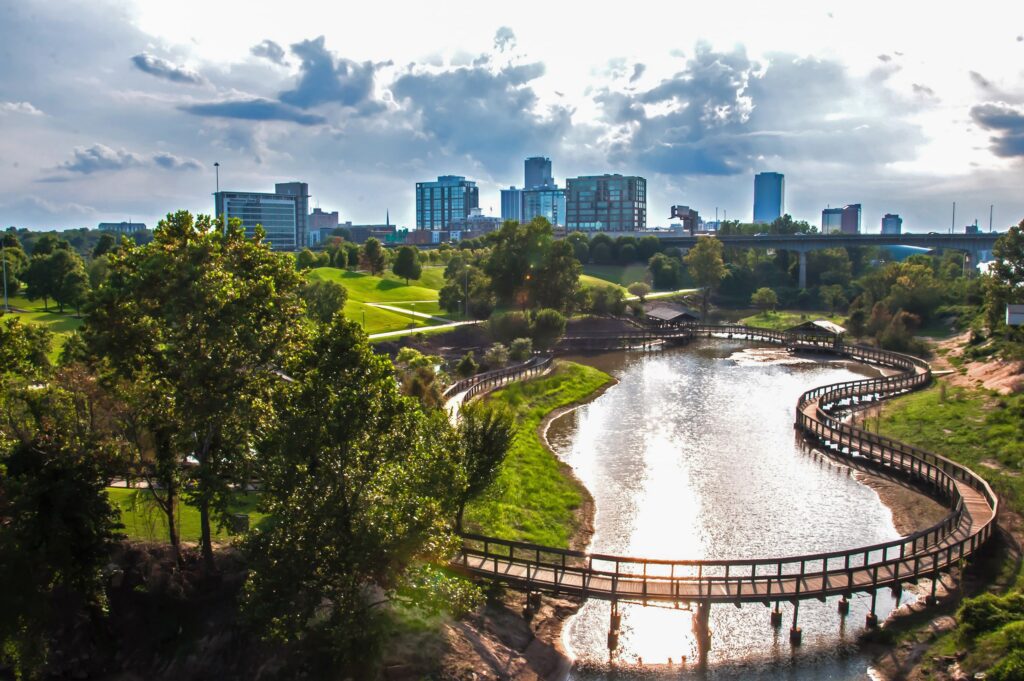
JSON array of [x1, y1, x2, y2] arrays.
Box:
[[739, 309, 847, 331], [581, 264, 653, 289], [2, 295, 84, 361], [307, 267, 446, 334], [464, 360, 612, 547], [580, 273, 629, 294], [875, 380, 1024, 677], [106, 487, 266, 542]]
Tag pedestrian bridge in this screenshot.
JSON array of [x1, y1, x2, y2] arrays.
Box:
[[451, 325, 998, 642]]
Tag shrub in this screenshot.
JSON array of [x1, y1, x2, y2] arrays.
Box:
[[484, 343, 509, 368], [455, 351, 478, 378], [488, 311, 531, 344], [530, 309, 566, 351], [509, 337, 533, 362]]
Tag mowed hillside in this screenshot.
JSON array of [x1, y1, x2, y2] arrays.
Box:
[[305, 266, 447, 334]]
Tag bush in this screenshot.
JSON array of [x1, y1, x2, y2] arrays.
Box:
[[530, 309, 566, 350], [509, 337, 533, 362], [488, 311, 531, 344], [617, 243, 638, 264], [455, 351, 477, 378], [484, 343, 509, 368], [591, 242, 613, 265], [589, 285, 626, 315], [989, 649, 1024, 681], [958, 592, 1024, 641]]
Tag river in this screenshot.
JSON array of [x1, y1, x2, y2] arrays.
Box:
[[546, 341, 921, 680]]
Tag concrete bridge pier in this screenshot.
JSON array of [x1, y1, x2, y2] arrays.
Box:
[[798, 251, 808, 289], [838, 596, 850, 615], [693, 601, 712, 651], [866, 590, 879, 628], [770, 602, 783, 628], [926, 572, 940, 606], [607, 601, 621, 652]]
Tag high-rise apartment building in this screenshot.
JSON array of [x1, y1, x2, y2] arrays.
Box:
[[821, 207, 843, 233], [524, 156, 553, 189], [500, 187, 523, 222], [841, 204, 862, 235], [415, 175, 479, 229], [214, 181, 309, 251], [881, 213, 903, 235], [565, 174, 647, 232], [753, 172, 785, 224]]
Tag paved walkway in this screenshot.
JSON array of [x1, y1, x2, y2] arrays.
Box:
[[367, 319, 481, 340], [365, 302, 452, 323]]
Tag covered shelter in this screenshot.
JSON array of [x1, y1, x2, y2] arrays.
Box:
[[643, 303, 701, 326], [785, 319, 847, 350]]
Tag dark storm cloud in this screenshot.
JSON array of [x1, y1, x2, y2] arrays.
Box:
[[131, 53, 207, 85], [251, 39, 287, 65], [181, 98, 326, 125], [278, 36, 383, 112], [971, 103, 1024, 157], [591, 46, 921, 177], [391, 61, 571, 175]]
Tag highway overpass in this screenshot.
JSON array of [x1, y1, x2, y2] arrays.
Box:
[[654, 232, 1000, 288]]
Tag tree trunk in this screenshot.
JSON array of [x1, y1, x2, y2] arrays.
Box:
[[456, 501, 466, 532], [199, 497, 215, 572], [165, 480, 182, 565]]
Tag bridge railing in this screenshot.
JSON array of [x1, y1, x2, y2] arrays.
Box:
[[442, 355, 553, 401], [457, 323, 999, 601]]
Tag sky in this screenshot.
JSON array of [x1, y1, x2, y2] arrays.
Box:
[[1, 0, 1023, 233]]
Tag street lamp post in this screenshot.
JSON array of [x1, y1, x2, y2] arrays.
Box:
[[1, 240, 9, 314]]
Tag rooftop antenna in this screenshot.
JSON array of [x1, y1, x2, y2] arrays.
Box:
[[951, 201, 956, 234]]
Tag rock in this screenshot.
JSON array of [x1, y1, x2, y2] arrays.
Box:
[[930, 616, 957, 635]]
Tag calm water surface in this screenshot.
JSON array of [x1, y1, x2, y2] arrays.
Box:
[[548, 341, 917, 680]]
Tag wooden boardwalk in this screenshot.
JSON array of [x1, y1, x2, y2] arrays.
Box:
[[453, 325, 998, 612]]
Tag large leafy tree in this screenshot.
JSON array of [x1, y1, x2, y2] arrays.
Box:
[[484, 218, 554, 304], [455, 402, 514, 530], [301, 278, 348, 324], [392, 245, 422, 284], [83, 210, 305, 569], [529, 239, 581, 311], [0, 368, 123, 676], [684, 237, 727, 320], [243, 318, 474, 671], [986, 221, 1024, 332], [361, 237, 386, 275], [0, 319, 52, 376]]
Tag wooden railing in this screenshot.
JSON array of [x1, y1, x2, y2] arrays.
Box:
[[455, 323, 998, 604], [442, 355, 554, 402]]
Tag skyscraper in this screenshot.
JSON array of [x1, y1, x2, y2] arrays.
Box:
[[524, 157, 553, 189], [753, 172, 785, 224], [841, 204, 862, 234], [565, 174, 646, 232], [500, 187, 523, 222], [415, 175, 479, 229], [523, 186, 566, 226], [881, 213, 903, 235], [821, 207, 843, 233], [214, 181, 309, 251]]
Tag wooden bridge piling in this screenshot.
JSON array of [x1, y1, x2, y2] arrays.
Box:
[[790, 601, 802, 645]]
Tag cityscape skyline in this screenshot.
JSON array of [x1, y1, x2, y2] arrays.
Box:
[[1, 1, 1023, 232]]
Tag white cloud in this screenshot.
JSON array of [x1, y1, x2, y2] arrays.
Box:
[[0, 101, 44, 116]]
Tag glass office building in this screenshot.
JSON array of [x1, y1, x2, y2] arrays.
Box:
[[524, 156, 553, 189], [523, 186, 566, 226], [753, 172, 784, 224], [214, 184, 307, 251], [565, 174, 646, 232], [881, 213, 903, 235], [415, 175, 479, 229], [500, 187, 523, 222], [821, 207, 843, 233]]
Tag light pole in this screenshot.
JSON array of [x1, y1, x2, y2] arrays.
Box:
[[215, 162, 226, 237]]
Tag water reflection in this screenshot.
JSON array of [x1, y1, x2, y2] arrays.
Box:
[[549, 341, 917, 680]]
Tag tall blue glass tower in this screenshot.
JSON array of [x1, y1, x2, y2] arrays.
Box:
[[753, 172, 785, 224]]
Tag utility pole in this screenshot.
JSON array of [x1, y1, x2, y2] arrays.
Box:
[[951, 202, 956, 234], [215, 162, 225, 237], [464, 265, 469, 319]]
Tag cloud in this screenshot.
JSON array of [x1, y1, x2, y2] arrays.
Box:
[[391, 60, 571, 175], [912, 83, 936, 97], [877, 54, 892, 62], [630, 63, 646, 83], [970, 70, 995, 91], [58, 143, 144, 174], [131, 53, 207, 85], [278, 36, 383, 112], [181, 98, 326, 125], [0, 195, 97, 222], [251, 39, 287, 65], [0, 101, 44, 116], [970, 102, 1024, 157], [152, 151, 203, 171], [494, 27, 516, 52]]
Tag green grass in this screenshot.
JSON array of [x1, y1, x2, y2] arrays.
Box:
[[739, 309, 847, 331], [464, 361, 612, 547], [307, 267, 446, 334], [106, 487, 266, 542], [581, 264, 654, 289], [2, 295, 84, 361], [579, 274, 629, 294]]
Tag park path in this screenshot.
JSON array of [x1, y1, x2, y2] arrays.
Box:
[[365, 301, 452, 323], [367, 319, 480, 341]]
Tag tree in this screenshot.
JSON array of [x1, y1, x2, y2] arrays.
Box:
[[345, 242, 360, 269], [684, 237, 726, 320], [484, 218, 554, 305], [985, 221, 1024, 331], [0, 371, 123, 676], [617, 243, 638, 264], [529, 239, 581, 312], [83, 210, 306, 570], [637, 236, 661, 261], [455, 402, 514, 529], [0, 318, 52, 377], [392, 245, 422, 284], [23, 255, 55, 310], [302, 278, 348, 324], [295, 247, 317, 270], [627, 282, 652, 302], [243, 318, 473, 670], [591, 242, 613, 265], [92, 232, 116, 258], [361, 238, 386, 275], [1, 242, 28, 296], [648, 253, 680, 290], [820, 284, 848, 314], [488, 311, 531, 344], [531, 308, 566, 350], [751, 287, 778, 314], [566, 232, 589, 263]]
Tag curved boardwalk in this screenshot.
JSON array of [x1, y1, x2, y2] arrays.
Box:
[[452, 325, 997, 624]]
